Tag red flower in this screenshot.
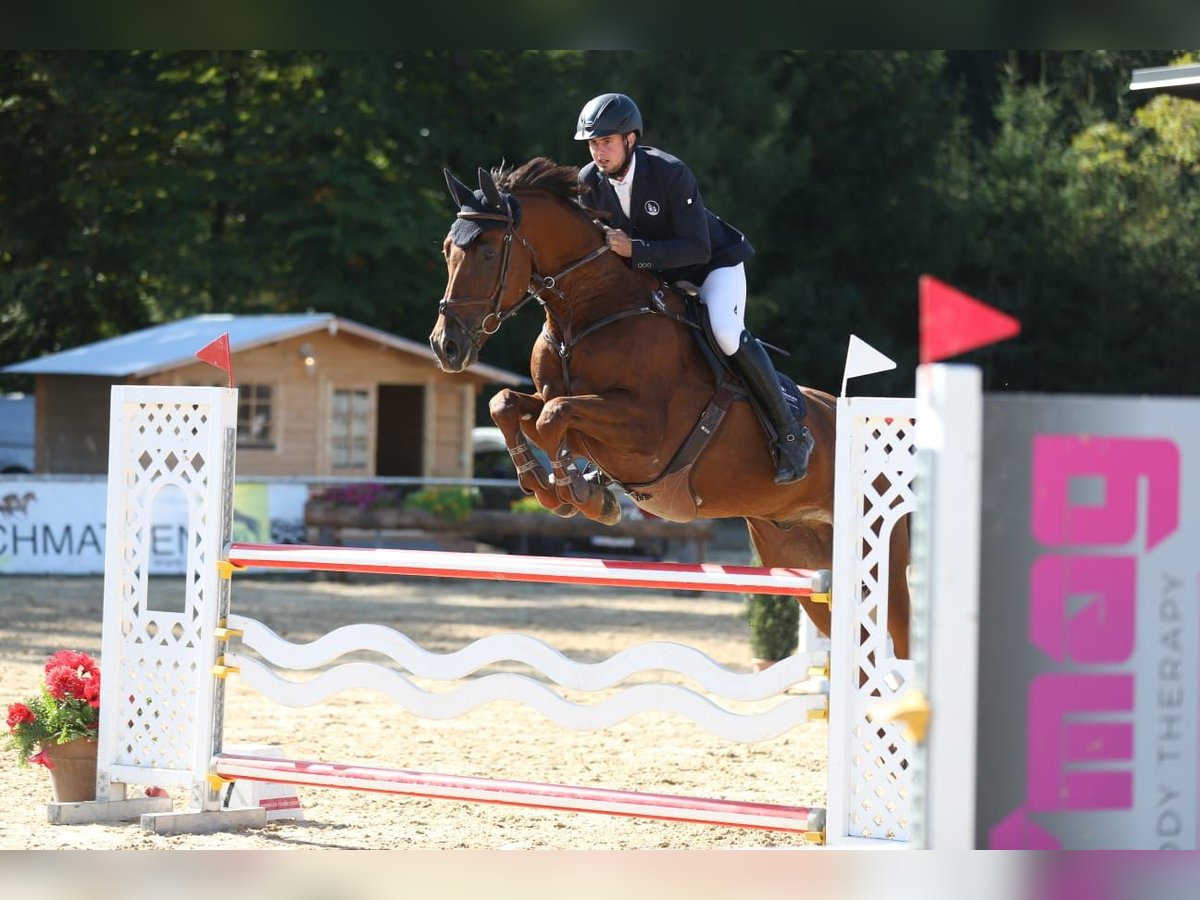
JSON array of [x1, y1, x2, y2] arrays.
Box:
[[82, 676, 101, 709], [28, 750, 53, 769], [45, 650, 97, 678], [6, 702, 35, 731], [45, 664, 86, 701]]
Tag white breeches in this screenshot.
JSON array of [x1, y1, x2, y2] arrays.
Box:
[[699, 263, 747, 356]]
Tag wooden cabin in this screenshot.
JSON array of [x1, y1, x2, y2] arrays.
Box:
[[2, 314, 524, 477]]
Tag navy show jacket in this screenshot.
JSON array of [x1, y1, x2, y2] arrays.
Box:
[[579, 145, 754, 285]]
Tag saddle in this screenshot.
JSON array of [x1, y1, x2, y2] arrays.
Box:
[[615, 284, 806, 523]]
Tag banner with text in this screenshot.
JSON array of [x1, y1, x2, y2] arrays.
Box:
[[0, 480, 307, 575], [977, 394, 1199, 849]]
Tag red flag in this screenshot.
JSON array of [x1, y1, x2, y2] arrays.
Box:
[[195, 333, 234, 388], [919, 275, 1021, 364]]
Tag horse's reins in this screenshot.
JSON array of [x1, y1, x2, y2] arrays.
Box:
[[442, 198, 693, 392]]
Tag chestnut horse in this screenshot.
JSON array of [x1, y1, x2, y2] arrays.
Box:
[[429, 157, 909, 658]]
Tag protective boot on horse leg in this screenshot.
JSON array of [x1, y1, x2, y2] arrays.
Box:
[[700, 264, 814, 485]]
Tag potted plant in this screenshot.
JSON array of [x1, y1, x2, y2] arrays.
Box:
[[744, 549, 800, 670], [5, 649, 101, 802]]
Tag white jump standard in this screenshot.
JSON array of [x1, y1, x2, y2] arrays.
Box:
[[52, 383, 920, 844]]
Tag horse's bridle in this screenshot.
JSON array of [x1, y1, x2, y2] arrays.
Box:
[[437, 199, 610, 353]]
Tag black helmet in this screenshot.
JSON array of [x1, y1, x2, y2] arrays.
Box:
[[574, 93, 643, 140]]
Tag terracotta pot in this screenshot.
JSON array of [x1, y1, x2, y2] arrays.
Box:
[[41, 736, 98, 802]]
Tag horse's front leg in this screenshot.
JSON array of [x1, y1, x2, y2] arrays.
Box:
[[537, 391, 666, 525], [488, 388, 577, 517], [546, 441, 623, 525]]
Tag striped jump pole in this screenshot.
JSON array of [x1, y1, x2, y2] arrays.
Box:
[[215, 753, 826, 835], [226, 542, 831, 598]]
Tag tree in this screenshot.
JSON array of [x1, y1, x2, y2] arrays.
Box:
[[6, 51, 1200, 400]]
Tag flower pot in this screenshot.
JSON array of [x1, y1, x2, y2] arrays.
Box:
[[41, 736, 98, 802]]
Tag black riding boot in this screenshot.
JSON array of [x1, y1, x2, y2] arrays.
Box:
[[730, 330, 814, 485]]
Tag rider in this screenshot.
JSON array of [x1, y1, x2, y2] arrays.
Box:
[[574, 92, 813, 485]]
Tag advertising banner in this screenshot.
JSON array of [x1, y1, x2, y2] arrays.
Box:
[[0, 479, 306, 575], [977, 394, 1199, 849]]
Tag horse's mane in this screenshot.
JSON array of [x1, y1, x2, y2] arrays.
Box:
[[494, 156, 582, 200], [493, 156, 609, 225]]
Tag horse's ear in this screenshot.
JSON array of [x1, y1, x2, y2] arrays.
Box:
[[444, 168, 475, 209], [478, 167, 504, 210]]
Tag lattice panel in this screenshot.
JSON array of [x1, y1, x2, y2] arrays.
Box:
[[829, 398, 918, 844], [113, 656, 203, 770], [846, 720, 912, 839], [98, 388, 236, 796], [111, 402, 213, 771]]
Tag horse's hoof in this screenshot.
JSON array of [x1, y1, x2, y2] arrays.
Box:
[[595, 489, 622, 525]]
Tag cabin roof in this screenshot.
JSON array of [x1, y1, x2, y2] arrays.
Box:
[[2, 313, 525, 385]]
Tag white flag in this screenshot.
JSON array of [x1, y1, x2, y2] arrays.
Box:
[[841, 334, 897, 397]]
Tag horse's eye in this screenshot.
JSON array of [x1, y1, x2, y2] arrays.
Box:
[[481, 247, 498, 262]]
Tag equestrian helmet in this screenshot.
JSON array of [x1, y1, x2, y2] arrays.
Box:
[[575, 93, 643, 140]]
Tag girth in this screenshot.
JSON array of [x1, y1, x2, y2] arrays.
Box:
[[618, 378, 744, 524]]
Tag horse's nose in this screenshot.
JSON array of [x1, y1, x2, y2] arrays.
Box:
[[430, 333, 461, 370]]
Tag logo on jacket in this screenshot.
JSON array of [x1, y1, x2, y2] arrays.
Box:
[[644, 200, 660, 216]]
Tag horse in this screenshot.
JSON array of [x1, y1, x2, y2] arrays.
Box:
[[428, 157, 910, 658]]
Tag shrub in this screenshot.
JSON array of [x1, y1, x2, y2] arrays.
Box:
[[744, 549, 800, 661]]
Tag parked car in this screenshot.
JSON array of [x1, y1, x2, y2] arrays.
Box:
[[0, 394, 34, 474], [471, 426, 667, 559]]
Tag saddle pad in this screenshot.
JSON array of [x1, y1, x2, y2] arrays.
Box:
[[779, 374, 808, 421]]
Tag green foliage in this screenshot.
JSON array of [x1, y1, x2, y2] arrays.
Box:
[[510, 495, 553, 515], [946, 57, 1200, 393], [746, 595, 801, 662], [743, 549, 800, 661], [4, 51, 1200, 398], [402, 486, 480, 522]]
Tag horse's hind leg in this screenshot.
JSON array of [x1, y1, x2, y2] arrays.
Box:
[[745, 517, 833, 642], [886, 514, 912, 660]]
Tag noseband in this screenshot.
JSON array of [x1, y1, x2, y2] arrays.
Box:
[[437, 200, 610, 347]]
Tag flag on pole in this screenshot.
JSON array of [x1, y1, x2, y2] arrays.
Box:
[[195, 333, 234, 388], [919, 275, 1020, 364], [841, 334, 897, 397]]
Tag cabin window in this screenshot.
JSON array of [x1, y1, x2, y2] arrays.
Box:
[[237, 384, 274, 448], [331, 388, 370, 470]]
